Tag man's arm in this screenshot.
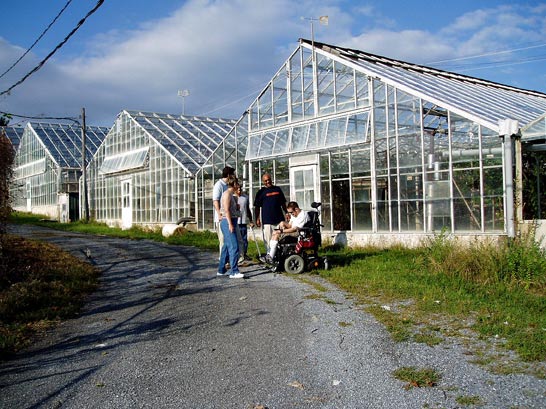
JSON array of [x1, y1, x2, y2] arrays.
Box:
[[213, 200, 221, 220], [212, 181, 223, 220]]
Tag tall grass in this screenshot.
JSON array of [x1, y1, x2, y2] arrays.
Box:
[[320, 233, 546, 363], [423, 231, 546, 291]]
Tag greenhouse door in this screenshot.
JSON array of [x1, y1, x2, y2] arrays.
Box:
[[121, 179, 132, 229], [290, 164, 318, 209]]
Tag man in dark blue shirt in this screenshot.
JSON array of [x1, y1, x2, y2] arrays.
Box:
[[254, 173, 287, 253]]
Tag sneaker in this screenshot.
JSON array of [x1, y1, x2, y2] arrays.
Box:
[[259, 255, 273, 264], [238, 255, 245, 264], [229, 272, 245, 279], [216, 271, 229, 277]]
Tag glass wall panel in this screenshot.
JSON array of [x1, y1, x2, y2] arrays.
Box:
[[356, 72, 369, 108], [291, 126, 308, 151], [376, 176, 389, 231], [332, 179, 351, 230], [482, 126, 504, 231], [389, 175, 399, 231], [353, 177, 372, 230], [351, 148, 371, 178], [483, 167, 504, 231], [375, 139, 388, 172], [330, 150, 351, 230], [346, 113, 369, 144], [303, 48, 314, 118], [275, 157, 290, 192], [317, 54, 335, 115], [399, 173, 424, 231], [324, 117, 347, 147], [290, 50, 304, 122], [273, 69, 288, 125], [330, 151, 349, 179], [335, 63, 355, 112], [320, 153, 332, 230], [258, 87, 273, 129], [273, 129, 289, 155]]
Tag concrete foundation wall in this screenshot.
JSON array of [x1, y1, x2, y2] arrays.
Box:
[[326, 231, 507, 249]]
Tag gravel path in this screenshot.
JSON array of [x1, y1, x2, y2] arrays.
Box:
[[1, 224, 545, 408]]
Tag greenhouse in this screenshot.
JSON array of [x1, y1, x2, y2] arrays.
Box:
[[201, 39, 546, 247], [11, 122, 108, 221], [2, 125, 25, 152], [85, 110, 236, 229]]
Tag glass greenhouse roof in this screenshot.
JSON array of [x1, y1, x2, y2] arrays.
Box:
[[28, 122, 109, 168], [521, 112, 546, 148], [307, 39, 546, 131], [2, 125, 25, 151], [126, 111, 237, 175]]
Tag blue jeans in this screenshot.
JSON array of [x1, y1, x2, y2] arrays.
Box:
[[218, 218, 240, 275], [239, 224, 248, 256]]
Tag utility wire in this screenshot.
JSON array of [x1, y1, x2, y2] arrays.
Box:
[[0, 109, 79, 123], [0, 0, 105, 97], [0, 0, 73, 80], [427, 42, 546, 65]]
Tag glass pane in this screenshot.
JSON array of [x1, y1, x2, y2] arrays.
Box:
[[351, 148, 371, 178], [332, 179, 351, 230], [454, 198, 481, 231], [376, 176, 389, 231]]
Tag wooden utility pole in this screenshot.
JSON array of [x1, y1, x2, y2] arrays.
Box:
[[81, 108, 89, 221]]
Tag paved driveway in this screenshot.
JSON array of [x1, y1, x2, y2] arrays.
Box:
[[1, 225, 544, 409]]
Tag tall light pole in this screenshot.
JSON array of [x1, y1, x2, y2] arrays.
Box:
[[81, 107, 89, 222], [301, 16, 328, 116], [178, 89, 190, 115]]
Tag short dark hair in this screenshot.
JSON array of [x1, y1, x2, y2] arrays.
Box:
[[287, 201, 299, 210], [222, 166, 235, 178]]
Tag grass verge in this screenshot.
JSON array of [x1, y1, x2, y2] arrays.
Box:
[[0, 234, 99, 359], [317, 237, 546, 371]]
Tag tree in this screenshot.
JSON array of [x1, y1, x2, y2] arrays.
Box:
[[0, 114, 14, 234]]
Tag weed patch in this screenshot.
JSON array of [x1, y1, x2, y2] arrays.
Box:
[[456, 395, 485, 406], [0, 234, 99, 359], [393, 366, 441, 389]]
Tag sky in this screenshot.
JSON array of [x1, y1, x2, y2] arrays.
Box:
[[1, 0, 545, 127]]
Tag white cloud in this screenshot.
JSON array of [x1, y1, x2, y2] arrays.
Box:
[[1, 1, 545, 127], [1, 0, 307, 125]]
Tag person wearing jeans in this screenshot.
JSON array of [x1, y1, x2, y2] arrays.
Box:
[[217, 176, 244, 279]]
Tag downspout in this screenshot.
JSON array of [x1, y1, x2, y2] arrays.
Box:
[[499, 119, 519, 238]]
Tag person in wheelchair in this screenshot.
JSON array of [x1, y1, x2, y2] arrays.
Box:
[[260, 201, 308, 264]]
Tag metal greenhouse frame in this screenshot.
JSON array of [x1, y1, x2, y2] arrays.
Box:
[[204, 39, 546, 247]]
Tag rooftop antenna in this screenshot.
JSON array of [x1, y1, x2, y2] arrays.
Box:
[[301, 16, 328, 116]]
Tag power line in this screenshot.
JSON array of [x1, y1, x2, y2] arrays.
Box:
[[0, 0, 105, 98], [0, 109, 79, 124], [448, 55, 546, 73], [427, 42, 546, 65], [0, 0, 73, 80]]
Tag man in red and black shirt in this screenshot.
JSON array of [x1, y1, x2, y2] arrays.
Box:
[[254, 173, 287, 253]]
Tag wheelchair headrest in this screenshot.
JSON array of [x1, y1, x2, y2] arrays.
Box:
[[311, 202, 321, 209]]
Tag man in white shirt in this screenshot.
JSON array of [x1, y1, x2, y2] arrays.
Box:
[[260, 201, 308, 263]]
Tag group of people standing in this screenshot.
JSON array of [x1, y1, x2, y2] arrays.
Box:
[[213, 166, 308, 279]]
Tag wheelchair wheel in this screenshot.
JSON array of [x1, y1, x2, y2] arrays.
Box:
[[284, 254, 305, 274]]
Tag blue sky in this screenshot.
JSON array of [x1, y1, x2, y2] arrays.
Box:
[[1, 0, 545, 126]]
